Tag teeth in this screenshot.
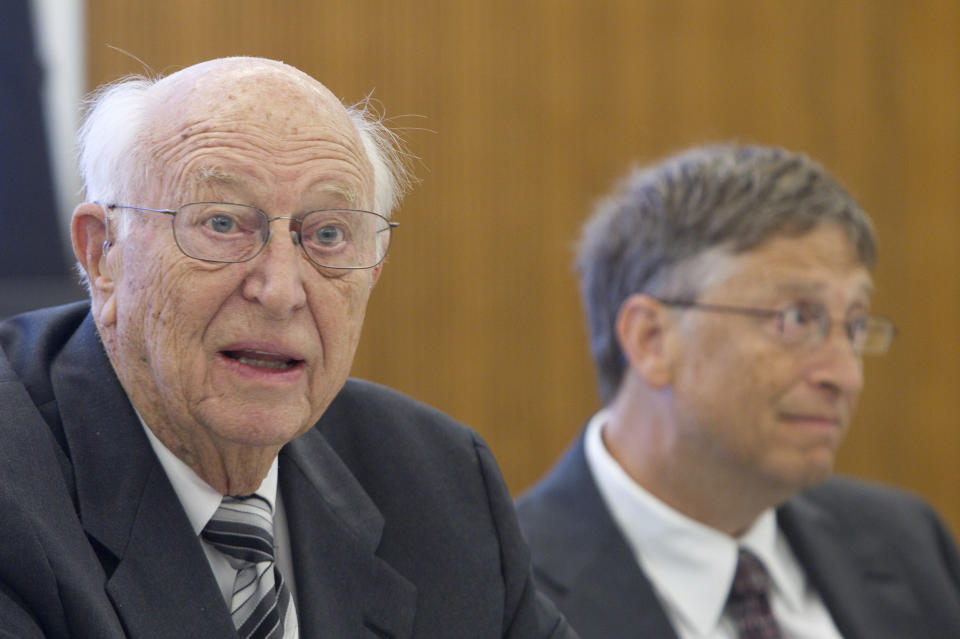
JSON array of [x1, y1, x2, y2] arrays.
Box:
[[236, 357, 294, 370]]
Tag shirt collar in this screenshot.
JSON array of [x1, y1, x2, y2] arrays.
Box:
[[139, 415, 279, 536], [583, 410, 801, 634], [741, 512, 810, 613]]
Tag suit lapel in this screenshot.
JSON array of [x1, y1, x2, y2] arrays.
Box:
[[527, 439, 678, 638], [535, 432, 928, 639], [50, 315, 416, 637], [281, 428, 416, 639], [52, 315, 236, 638], [779, 491, 923, 639], [557, 525, 679, 638]]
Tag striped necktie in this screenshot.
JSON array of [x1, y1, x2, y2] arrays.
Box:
[[726, 548, 783, 639], [202, 495, 295, 639]]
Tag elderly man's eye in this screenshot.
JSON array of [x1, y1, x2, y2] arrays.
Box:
[[314, 225, 345, 245], [205, 214, 238, 234]]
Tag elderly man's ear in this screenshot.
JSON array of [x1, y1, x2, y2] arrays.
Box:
[[369, 262, 384, 290], [71, 202, 118, 327], [615, 294, 677, 389]]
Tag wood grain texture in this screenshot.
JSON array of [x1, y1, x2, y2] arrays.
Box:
[[86, 0, 960, 534]]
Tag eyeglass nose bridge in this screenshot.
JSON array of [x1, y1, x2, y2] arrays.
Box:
[[259, 216, 305, 253]]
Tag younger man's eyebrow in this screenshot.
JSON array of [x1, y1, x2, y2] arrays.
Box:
[[771, 279, 875, 306]]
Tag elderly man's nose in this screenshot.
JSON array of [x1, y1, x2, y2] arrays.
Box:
[[242, 229, 307, 316]]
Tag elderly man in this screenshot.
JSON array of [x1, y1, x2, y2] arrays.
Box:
[[516, 145, 960, 638], [0, 57, 576, 639]]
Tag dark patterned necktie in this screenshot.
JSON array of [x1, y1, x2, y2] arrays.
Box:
[[726, 548, 783, 639], [202, 495, 294, 639]]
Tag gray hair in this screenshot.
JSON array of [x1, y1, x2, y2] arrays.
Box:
[[76, 71, 413, 255], [578, 144, 877, 404]]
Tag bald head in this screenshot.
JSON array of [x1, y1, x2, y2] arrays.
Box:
[[139, 58, 373, 211], [147, 57, 354, 143]]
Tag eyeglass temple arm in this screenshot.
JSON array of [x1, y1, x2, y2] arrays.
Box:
[[655, 299, 780, 319], [378, 222, 399, 233]]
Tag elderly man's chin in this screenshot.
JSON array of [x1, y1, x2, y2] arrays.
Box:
[[193, 383, 327, 449], [194, 359, 339, 445], [198, 405, 317, 450]]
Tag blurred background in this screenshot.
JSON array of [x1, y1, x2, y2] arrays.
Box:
[[3, 0, 958, 535]]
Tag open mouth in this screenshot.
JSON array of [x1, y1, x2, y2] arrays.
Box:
[[221, 349, 303, 371]]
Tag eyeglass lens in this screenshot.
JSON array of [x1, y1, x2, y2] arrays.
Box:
[[172, 203, 390, 268], [777, 304, 891, 355]]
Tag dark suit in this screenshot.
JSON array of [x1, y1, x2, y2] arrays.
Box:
[[516, 435, 960, 639], [0, 302, 576, 639]]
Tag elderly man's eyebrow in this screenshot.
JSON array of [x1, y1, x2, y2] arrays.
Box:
[[194, 165, 237, 186], [316, 184, 362, 208], [190, 168, 362, 207]]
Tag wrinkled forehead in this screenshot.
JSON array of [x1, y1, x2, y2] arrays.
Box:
[[142, 58, 372, 201]]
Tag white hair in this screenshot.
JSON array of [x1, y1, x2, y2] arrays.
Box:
[[344, 95, 414, 218], [76, 75, 156, 239]]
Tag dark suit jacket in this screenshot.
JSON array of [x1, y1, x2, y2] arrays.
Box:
[[0, 302, 577, 639], [516, 435, 960, 638]]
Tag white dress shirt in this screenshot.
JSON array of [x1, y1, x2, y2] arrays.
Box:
[[140, 421, 298, 607], [584, 410, 843, 639]]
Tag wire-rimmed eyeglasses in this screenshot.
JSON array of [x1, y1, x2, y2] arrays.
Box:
[[99, 202, 398, 270], [656, 298, 896, 356]]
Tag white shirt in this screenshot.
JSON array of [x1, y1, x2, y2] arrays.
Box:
[[584, 409, 843, 639], [140, 421, 298, 607]]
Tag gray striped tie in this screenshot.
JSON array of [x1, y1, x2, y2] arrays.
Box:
[[202, 495, 294, 639]]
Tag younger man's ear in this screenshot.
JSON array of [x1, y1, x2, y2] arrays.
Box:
[[71, 202, 117, 326], [615, 293, 675, 389]]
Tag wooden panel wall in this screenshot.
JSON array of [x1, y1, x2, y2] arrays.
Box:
[[86, 0, 960, 535]]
